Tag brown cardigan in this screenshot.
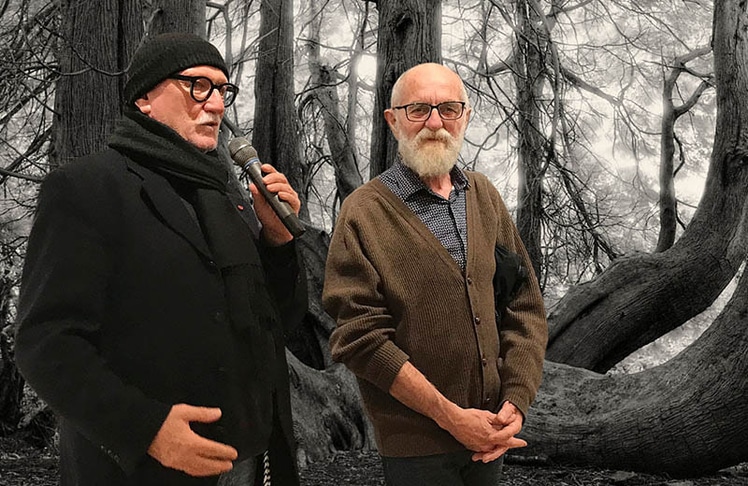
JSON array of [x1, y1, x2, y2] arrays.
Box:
[[322, 171, 547, 457]]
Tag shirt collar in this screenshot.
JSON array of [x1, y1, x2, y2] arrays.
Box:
[[383, 158, 470, 200]]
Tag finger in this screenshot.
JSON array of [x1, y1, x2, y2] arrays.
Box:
[[192, 436, 239, 462], [508, 437, 527, 449], [472, 436, 527, 463], [182, 455, 235, 477], [263, 182, 297, 202], [260, 163, 279, 175], [494, 403, 520, 425], [259, 164, 291, 186], [491, 414, 523, 437], [179, 405, 223, 424], [472, 447, 507, 463], [504, 418, 523, 436], [494, 408, 514, 424], [486, 424, 518, 443], [276, 190, 301, 211]]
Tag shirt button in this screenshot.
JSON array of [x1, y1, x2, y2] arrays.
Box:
[[482, 357, 488, 366]]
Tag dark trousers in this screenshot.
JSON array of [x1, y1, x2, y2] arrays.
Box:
[[381, 451, 504, 486]]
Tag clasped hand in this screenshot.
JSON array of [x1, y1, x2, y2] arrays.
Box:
[[445, 401, 526, 463]]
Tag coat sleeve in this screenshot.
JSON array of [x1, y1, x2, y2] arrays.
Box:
[[259, 239, 308, 334], [14, 167, 171, 474], [321, 213, 409, 393]]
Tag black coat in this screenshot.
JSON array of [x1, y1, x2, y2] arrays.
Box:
[[15, 148, 306, 486]]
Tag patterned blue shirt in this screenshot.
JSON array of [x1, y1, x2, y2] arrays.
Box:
[[379, 161, 469, 270]]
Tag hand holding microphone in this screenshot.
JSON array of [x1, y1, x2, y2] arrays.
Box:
[[228, 137, 306, 239]]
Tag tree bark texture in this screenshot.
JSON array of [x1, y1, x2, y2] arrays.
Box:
[[656, 48, 713, 253], [253, 0, 308, 214], [313, 65, 363, 202], [0, 275, 22, 435], [305, 8, 363, 203], [288, 353, 376, 467], [53, 0, 141, 166], [656, 67, 680, 253], [368, 0, 441, 179], [546, 0, 748, 372], [522, 262, 748, 476], [513, 0, 546, 281], [147, 0, 206, 37]]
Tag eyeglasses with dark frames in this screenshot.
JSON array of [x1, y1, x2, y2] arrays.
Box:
[[393, 101, 466, 122], [169, 74, 239, 107]]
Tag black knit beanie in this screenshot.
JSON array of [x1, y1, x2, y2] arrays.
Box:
[[124, 32, 229, 106]]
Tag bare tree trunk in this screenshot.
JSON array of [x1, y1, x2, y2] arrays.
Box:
[[656, 47, 713, 253], [546, 0, 748, 372], [513, 0, 546, 281], [147, 0, 205, 36], [253, 0, 308, 218], [304, 2, 363, 203], [0, 274, 22, 435], [369, 0, 441, 178], [523, 262, 748, 476], [53, 0, 141, 165]]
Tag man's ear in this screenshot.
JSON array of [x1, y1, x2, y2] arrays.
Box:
[[134, 94, 151, 115], [384, 108, 399, 138]]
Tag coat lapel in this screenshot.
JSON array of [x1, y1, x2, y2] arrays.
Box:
[[131, 163, 213, 261], [227, 192, 262, 239]]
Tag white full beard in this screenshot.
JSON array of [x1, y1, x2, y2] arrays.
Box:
[[398, 128, 463, 178]]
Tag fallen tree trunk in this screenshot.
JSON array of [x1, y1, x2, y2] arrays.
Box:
[[521, 261, 748, 477]]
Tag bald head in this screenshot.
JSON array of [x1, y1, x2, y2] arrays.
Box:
[[390, 63, 469, 108]]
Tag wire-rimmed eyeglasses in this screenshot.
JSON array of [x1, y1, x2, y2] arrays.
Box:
[[170, 74, 239, 108], [393, 101, 466, 122]]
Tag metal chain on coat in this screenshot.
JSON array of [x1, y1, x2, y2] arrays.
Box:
[[262, 450, 271, 486]]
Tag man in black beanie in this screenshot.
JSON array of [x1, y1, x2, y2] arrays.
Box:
[[15, 32, 307, 486]]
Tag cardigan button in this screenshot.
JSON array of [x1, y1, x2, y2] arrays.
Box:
[[474, 316, 481, 325], [466, 277, 473, 285]]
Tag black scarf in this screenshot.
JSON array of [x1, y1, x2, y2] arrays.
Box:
[[108, 109, 279, 394]]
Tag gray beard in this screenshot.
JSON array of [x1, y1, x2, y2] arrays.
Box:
[[398, 128, 462, 178]]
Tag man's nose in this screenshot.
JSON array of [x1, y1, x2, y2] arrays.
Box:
[[203, 89, 225, 113], [424, 106, 444, 130]]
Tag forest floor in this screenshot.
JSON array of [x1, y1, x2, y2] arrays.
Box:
[[2, 437, 748, 486]]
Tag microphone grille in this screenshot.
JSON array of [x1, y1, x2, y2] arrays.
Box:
[[228, 137, 257, 166]]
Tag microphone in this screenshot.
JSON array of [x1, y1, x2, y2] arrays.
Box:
[[228, 137, 306, 238]]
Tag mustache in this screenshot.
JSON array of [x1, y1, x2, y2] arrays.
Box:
[[198, 115, 223, 125], [415, 128, 453, 143]]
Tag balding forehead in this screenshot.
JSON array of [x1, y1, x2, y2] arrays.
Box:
[[390, 63, 467, 106]]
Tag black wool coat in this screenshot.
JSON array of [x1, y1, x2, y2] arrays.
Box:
[[15, 148, 307, 486]]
